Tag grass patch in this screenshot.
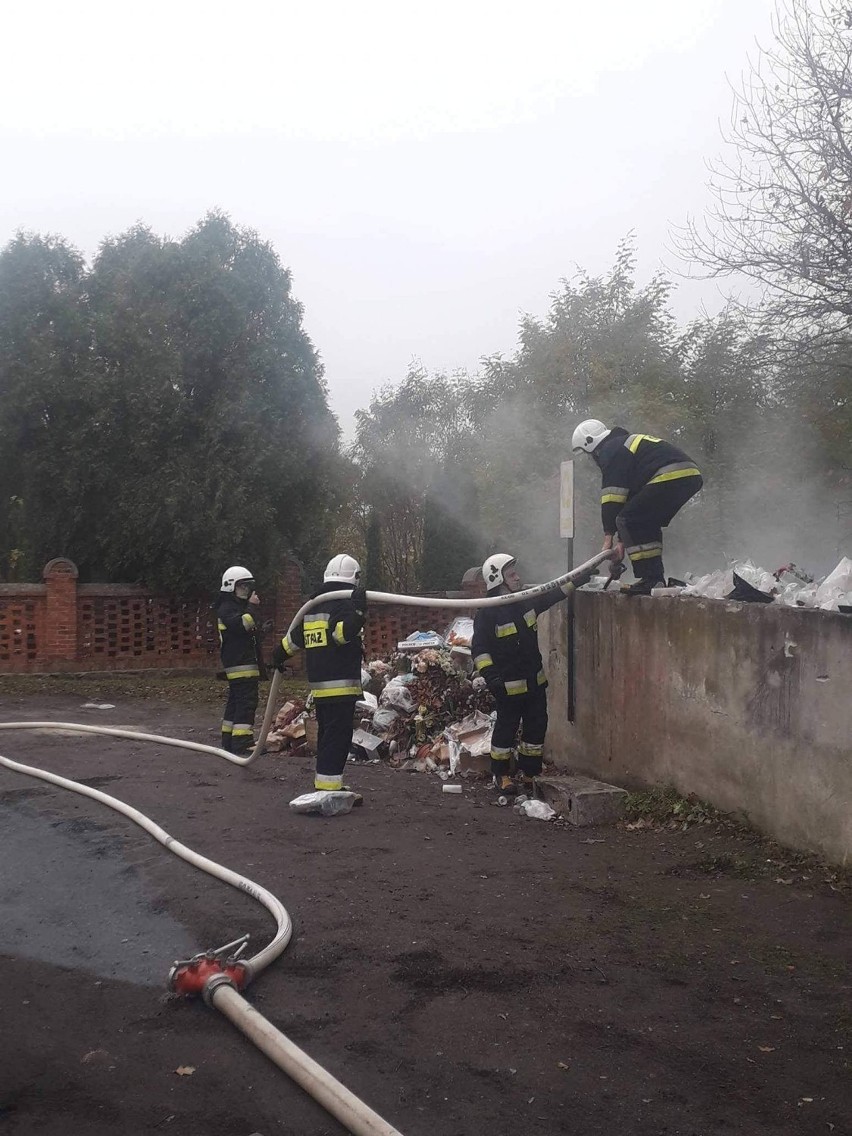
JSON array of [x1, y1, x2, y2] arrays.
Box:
[[0, 673, 308, 707]]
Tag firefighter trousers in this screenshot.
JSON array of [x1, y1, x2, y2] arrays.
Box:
[[314, 696, 358, 791], [222, 678, 259, 754], [490, 684, 548, 778], [616, 474, 703, 582]]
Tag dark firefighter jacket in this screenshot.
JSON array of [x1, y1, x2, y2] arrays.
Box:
[[471, 582, 575, 697], [595, 427, 702, 534], [272, 583, 365, 700], [217, 593, 263, 681]]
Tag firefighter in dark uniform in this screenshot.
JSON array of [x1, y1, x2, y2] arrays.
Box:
[[272, 554, 367, 792], [472, 554, 590, 796], [572, 419, 703, 596], [217, 565, 265, 754]]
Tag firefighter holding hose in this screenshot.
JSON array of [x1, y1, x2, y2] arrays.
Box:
[[272, 555, 368, 793], [472, 554, 593, 796], [572, 420, 703, 595]]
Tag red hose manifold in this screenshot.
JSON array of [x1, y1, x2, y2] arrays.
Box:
[[169, 955, 248, 996]]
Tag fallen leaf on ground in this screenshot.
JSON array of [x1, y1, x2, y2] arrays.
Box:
[[557, 1061, 570, 1070], [175, 1066, 196, 1076], [757, 1046, 775, 1053]]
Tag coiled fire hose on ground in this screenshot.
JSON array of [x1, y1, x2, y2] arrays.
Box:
[[0, 551, 612, 1136]]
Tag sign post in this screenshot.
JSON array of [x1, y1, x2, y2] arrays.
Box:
[[559, 461, 576, 722]]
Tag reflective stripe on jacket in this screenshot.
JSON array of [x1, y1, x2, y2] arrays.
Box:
[[595, 427, 701, 533]]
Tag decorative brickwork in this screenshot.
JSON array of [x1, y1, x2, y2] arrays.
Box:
[[0, 559, 482, 674]]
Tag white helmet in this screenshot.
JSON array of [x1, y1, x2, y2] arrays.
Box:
[[482, 553, 517, 592], [221, 565, 255, 593], [323, 554, 361, 585], [572, 418, 611, 454]]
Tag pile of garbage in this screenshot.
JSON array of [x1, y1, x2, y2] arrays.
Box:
[[269, 615, 499, 777], [584, 555, 852, 610], [356, 616, 496, 776], [265, 698, 310, 753], [677, 556, 852, 611]]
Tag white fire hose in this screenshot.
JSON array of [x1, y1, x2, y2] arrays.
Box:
[[0, 550, 611, 1135]]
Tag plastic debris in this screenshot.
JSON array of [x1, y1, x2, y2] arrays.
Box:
[[515, 799, 557, 820], [289, 791, 362, 816]]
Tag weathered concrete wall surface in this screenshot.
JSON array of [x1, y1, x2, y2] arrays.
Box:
[[539, 594, 852, 865]]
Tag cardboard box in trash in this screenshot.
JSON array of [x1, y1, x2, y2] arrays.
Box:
[[444, 710, 493, 774]]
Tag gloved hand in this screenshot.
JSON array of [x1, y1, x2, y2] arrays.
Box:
[[351, 585, 368, 613], [271, 642, 286, 672], [572, 566, 596, 588], [486, 676, 506, 701], [261, 618, 274, 633]]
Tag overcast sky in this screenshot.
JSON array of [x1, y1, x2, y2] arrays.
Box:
[[1, 0, 775, 431]]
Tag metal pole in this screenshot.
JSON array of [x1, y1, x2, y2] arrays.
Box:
[[559, 461, 576, 722]]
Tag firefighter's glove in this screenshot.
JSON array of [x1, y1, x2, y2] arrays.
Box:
[[270, 642, 286, 672], [486, 676, 507, 701], [572, 566, 596, 589], [351, 586, 368, 614], [261, 618, 273, 633]]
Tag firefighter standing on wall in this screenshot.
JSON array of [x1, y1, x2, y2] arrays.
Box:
[[572, 420, 703, 596], [472, 554, 592, 796], [272, 554, 367, 793], [217, 566, 266, 754]]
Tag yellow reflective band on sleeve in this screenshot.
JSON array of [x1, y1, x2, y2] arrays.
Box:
[[241, 613, 256, 632], [217, 620, 226, 632], [495, 622, 518, 638], [626, 433, 661, 454], [474, 653, 494, 671], [647, 466, 702, 485], [279, 633, 299, 657], [560, 581, 575, 596], [332, 620, 347, 645], [524, 609, 537, 628], [536, 670, 547, 686], [504, 679, 528, 695], [601, 486, 629, 503]]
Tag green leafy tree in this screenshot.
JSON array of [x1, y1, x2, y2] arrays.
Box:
[[0, 214, 339, 592]]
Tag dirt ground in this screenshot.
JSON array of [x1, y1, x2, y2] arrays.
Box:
[[0, 686, 849, 1136]]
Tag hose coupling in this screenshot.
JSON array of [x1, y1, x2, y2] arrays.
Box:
[[168, 934, 250, 997]]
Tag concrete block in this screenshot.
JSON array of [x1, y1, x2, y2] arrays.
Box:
[[537, 776, 627, 826]]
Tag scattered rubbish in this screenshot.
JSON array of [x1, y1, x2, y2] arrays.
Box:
[[727, 569, 774, 604], [174, 1066, 196, 1076], [289, 791, 362, 817], [81, 702, 115, 710], [813, 556, 852, 611], [265, 700, 308, 753], [445, 616, 474, 649], [515, 799, 557, 820], [350, 729, 383, 754], [496, 795, 510, 807], [397, 630, 445, 652], [442, 783, 462, 794]]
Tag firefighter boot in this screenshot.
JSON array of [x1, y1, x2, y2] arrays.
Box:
[[495, 774, 517, 796], [621, 577, 664, 597]]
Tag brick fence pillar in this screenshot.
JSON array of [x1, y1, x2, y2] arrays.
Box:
[[43, 557, 79, 665], [274, 557, 305, 671]]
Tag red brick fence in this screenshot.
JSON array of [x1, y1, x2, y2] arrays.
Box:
[[0, 558, 481, 675]]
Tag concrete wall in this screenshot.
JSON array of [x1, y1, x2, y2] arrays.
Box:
[[539, 593, 852, 865]]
